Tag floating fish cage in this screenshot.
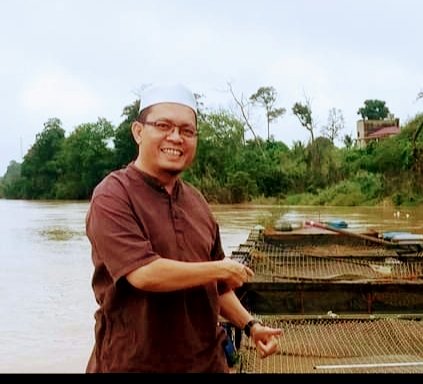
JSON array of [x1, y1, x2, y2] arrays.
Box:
[[235, 314, 423, 374], [228, 225, 423, 373]]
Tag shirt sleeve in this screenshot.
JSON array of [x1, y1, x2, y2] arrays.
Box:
[[86, 191, 160, 283]]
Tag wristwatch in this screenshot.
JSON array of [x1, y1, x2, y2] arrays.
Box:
[[243, 319, 263, 337]]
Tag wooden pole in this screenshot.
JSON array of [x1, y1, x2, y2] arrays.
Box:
[[304, 220, 394, 246], [314, 361, 423, 370]]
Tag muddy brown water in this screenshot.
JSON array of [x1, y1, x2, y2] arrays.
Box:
[[1, 200, 422, 372]]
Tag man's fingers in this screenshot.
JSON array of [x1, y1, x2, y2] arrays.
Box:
[[269, 327, 283, 336], [257, 336, 280, 358]]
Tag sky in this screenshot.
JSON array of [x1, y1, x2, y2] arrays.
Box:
[[1, 0, 422, 176]]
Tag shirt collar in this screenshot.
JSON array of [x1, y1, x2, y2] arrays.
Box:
[[128, 162, 181, 198]]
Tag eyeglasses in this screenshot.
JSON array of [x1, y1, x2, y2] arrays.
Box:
[[141, 120, 198, 139]]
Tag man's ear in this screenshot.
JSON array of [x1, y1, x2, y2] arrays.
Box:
[[131, 121, 143, 145]]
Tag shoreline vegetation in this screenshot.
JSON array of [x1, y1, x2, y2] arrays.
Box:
[[248, 196, 423, 208], [0, 99, 422, 207]]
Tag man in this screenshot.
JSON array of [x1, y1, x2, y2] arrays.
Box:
[[85, 83, 282, 373]]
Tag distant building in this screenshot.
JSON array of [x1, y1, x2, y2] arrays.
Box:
[[356, 117, 400, 148]]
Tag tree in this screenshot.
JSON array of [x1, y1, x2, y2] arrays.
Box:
[[0, 160, 22, 198], [194, 92, 206, 120], [343, 134, 354, 149], [55, 118, 115, 199], [2, 160, 21, 183], [20, 118, 65, 198], [249, 86, 286, 141], [190, 110, 244, 183], [227, 82, 259, 144], [292, 99, 315, 143], [184, 109, 247, 201], [357, 99, 390, 120], [322, 108, 345, 144], [410, 114, 423, 193], [114, 100, 140, 168]]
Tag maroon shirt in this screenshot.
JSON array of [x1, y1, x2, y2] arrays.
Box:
[[85, 163, 229, 372]]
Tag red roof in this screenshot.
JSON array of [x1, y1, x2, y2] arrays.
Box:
[[366, 126, 400, 139]]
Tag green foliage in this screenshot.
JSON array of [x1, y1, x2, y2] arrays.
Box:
[[283, 170, 383, 206], [369, 136, 411, 173], [292, 101, 315, 143], [283, 192, 316, 205], [113, 100, 140, 168], [343, 134, 354, 149], [55, 118, 115, 199], [250, 86, 286, 141], [357, 99, 390, 120], [292, 102, 312, 128], [2, 95, 423, 206], [275, 141, 313, 194], [240, 140, 289, 197], [193, 173, 230, 203], [391, 192, 423, 207], [227, 171, 257, 203], [192, 110, 245, 184], [323, 181, 366, 206], [353, 170, 384, 200], [19, 118, 66, 199], [290, 136, 342, 193], [0, 161, 22, 198]]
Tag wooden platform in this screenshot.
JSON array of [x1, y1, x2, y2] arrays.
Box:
[[264, 226, 380, 244], [236, 280, 423, 315], [232, 227, 423, 315]]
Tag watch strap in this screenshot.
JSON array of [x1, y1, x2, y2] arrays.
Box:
[[244, 319, 263, 337]]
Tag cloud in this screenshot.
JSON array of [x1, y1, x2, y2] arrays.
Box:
[[21, 68, 102, 120]]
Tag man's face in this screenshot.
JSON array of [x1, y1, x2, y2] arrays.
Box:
[[134, 103, 197, 178]]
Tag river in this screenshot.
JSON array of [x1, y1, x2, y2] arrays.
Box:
[[1, 199, 422, 373]]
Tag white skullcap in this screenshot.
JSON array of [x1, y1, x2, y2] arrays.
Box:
[[139, 83, 197, 115]]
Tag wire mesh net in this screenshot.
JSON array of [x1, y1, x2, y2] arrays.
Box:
[[231, 228, 423, 282], [236, 315, 423, 374], [229, 227, 423, 373]]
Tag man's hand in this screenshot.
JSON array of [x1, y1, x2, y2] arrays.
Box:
[[219, 258, 254, 289], [250, 323, 283, 358]]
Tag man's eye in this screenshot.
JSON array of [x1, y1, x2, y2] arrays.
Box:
[[182, 128, 196, 137], [156, 122, 172, 130]]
